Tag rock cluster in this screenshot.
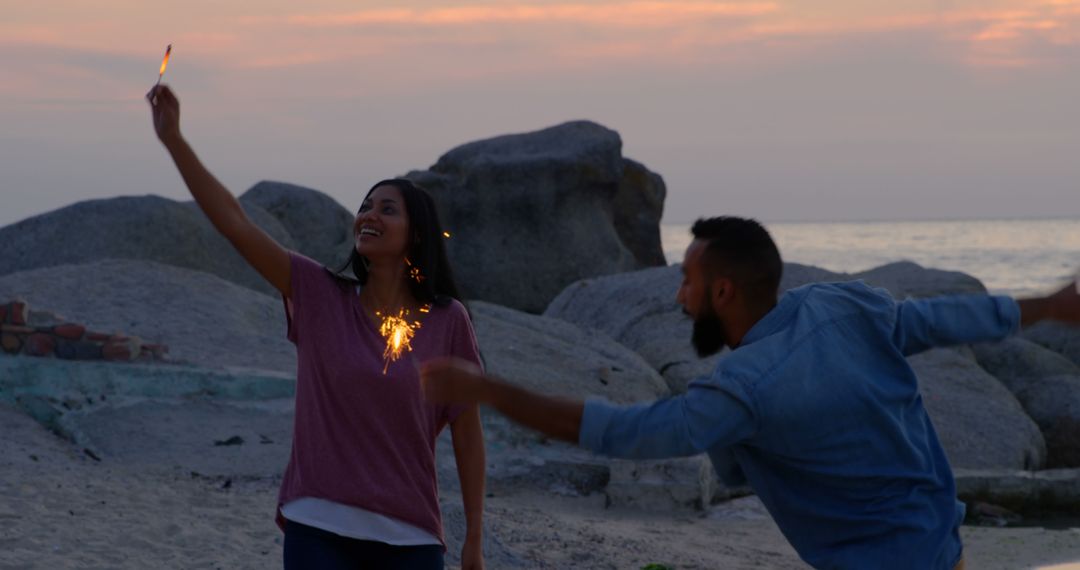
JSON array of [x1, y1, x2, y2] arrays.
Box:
[[0, 299, 166, 363], [406, 120, 666, 313], [3, 119, 1080, 526], [0, 259, 294, 372]]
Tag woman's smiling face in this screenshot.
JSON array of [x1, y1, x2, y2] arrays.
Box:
[[354, 184, 411, 261]]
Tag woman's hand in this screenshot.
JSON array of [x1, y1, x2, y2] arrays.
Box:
[[146, 84, 181, 144], [460, 535, 484, 570]]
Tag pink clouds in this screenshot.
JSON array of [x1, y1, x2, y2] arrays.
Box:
[[287, 2, 780, 28], [3, 0, 1080, 101]]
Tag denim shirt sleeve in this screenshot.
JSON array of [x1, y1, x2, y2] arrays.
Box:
[[892, 294, 1021, 356], [578, 381, 756, 460]]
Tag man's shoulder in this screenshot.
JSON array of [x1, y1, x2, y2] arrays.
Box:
[[714, 282, 896, 385], [790, 280, 896, 317]]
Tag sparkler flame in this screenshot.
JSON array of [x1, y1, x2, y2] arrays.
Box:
[[158, 44, 172, 77], [375, 307, 428, 374]]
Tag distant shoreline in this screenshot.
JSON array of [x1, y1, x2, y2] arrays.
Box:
[[661, 218, 1080, 297], [662, 215, 1080, 226]]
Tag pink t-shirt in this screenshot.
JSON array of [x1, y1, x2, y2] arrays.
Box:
[[276, 252, 479, 546]]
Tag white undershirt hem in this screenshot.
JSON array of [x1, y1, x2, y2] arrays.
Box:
[[281, 497, 441, 546]]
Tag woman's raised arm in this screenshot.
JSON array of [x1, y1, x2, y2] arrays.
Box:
[[148, 85, 291, 296]]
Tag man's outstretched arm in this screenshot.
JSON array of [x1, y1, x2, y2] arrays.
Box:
[[421, 359, 754, 459], [893, 279, 1080, 355]]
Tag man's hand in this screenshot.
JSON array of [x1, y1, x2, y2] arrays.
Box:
[[421, 358, 488, 405], [1047, 280, 1080, 323], [422, 358, 585, 443], [1020, 278, 1080, 328]]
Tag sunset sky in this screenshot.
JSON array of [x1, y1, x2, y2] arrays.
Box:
[[3, 0, 1079, 226]]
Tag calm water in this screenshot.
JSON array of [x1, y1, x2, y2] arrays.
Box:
[[662, 219, 1080, 297]]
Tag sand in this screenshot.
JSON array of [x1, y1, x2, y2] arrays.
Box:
[[3, 402, 1080, 570]]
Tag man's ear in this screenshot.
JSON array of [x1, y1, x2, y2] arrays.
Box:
[[711, 276, 736, 311]]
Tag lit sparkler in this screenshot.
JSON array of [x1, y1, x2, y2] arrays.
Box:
[[376, 306, 429, 374], [150, 44, 172, 105], [155, 44, 172, 86]]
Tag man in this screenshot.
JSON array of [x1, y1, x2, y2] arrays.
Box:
[[421, 216, 1080, 569]]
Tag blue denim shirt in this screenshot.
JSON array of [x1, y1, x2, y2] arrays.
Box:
[[579, 281, 1020, 570]]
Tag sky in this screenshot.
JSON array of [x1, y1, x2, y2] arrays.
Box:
[[3, 0, 1080, 226]]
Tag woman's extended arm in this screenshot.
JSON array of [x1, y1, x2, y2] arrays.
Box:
[[451, 405, 486, 570], [148, 85, 291, 296]]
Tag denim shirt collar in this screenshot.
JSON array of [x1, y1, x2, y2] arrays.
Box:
[[738, 287, 806, 347]]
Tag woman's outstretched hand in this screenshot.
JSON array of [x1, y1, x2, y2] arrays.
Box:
[[146, 84, 181, 144]]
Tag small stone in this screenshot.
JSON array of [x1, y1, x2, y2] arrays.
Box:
[[56, 341, 101, 360], [55, 340, 77, 360], [970, 501, 1022, 527], [102, 342, 132, 361], [9, 301, 29, 326], [103, 337, 142, 362], [141, 343, 169, 360], [213, 436, 245, 446], [1, 333, 21, 354], [24, 333, 55, 357], [71, 341, 104, 360], [52, 323, 86, 340]]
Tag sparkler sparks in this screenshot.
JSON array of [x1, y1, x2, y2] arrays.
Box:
[[375, 306, 429, 374], [156, 44, 172, 85], [405, 258, 425, 283]]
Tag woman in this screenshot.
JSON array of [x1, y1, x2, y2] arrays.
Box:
[[147, 85, 486, 570]]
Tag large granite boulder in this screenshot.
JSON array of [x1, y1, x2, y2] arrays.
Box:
[[1022, 321, 1080, 368], [910, 348, 1045, 470], [544, 262, 845, 393], [406, 121, 665, 313], [972, 338, 1080, 467], [0, 259, 294, 372], [471, 301, 669, 406], [853, 261, 986, 298], [0, 195, 296, 296], [239, 181, 355, 269], [613, 159, 666, 267]]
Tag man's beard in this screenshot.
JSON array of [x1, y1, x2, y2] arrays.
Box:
[[691, 308, 727, 357]]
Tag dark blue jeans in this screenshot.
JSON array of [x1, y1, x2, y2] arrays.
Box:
[[283, 520, 444, 570]]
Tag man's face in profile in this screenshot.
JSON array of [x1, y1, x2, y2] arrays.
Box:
[[677, 240, 727, 357]]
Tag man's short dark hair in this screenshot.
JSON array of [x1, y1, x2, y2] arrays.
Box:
[[691, 216, 783, 305]]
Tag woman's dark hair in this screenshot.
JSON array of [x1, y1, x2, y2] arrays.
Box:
[[338, 178, 463, 307]]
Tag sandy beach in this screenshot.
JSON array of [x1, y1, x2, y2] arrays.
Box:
[[3, 400, 1079, 570]]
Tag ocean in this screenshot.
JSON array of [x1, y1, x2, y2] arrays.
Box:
[[661, 219, 1080, 297]]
